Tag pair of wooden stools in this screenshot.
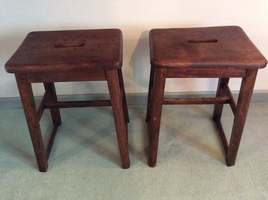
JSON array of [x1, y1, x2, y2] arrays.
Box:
[[5, 26, 267, 172]]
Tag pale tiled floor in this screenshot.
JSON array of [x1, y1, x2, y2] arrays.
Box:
[[0, 103, 267, 199]]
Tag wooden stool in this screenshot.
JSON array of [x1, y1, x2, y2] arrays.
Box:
[[146, 26, 267, 167], [5, 29, 130, 172]]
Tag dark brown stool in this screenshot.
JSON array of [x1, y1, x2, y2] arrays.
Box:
[[146, 26, 267, 167], [5, 29, 130, 172]]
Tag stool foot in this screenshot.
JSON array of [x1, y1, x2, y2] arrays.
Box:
[[121, 162, 130, 169], [148, 160, 157, 168], [39, 166, 48, 172], [226, 158, 235, 167]]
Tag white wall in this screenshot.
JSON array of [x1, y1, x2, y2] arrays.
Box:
[[1, 0, 268, 97]]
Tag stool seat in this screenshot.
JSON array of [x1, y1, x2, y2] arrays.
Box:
[[6, 29, 122, 73], [150, 26, 266, 69]]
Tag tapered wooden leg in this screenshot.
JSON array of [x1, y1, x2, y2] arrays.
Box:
[[43, 82, 62, 126], [213, 78, 230, 120], [146, 66, 155, 122], [227, 70, 257, 166], [106, 69, 130, 169], [148, 68, 166, 167], [118, 69, 129, 123], [16, 75, 48, 172]]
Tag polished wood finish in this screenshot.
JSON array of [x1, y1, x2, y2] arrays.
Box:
[[45, 100, 111, 108], [6, 29, 122, 73], [146, 67, 155, 122], [43, 83, 62, 126], [15, 75, 48, 172], [106, 69, 130, 169], [118, 69, 130, 123], [164, 67, 246, 78], [213, 78, 230, 119], [5, 29, 130, 172], [225, 85, 237, 115], [163, 96, 230, 105], [27, 70, 106, 82], [148, 68, 166, 167], [150, 26, 266, 69], [147, 26, 267, 167], [227, 70, 257, 166]]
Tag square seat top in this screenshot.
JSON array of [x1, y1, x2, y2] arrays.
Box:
[[5, 29, 122, 73], [150, 26, 267, 69]]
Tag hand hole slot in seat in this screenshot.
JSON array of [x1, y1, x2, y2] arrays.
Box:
[[54, 42, 85, 48], [188, 39, 218, 43]]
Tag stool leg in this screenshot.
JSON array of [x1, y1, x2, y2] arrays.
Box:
[[146, 67, 155, 122], [148, 68, 165, 167], [106, 69, 130, 169], [43, 82, 62, 126], [118, 69, 129, 123], [16, 75, 48, 172], [227, 70, 257, 166], [213, 78, 230, 120]]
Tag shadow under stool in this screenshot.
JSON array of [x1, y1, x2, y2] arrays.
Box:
[[146, 26, 267, 167], [5, 29, 130, 172]]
